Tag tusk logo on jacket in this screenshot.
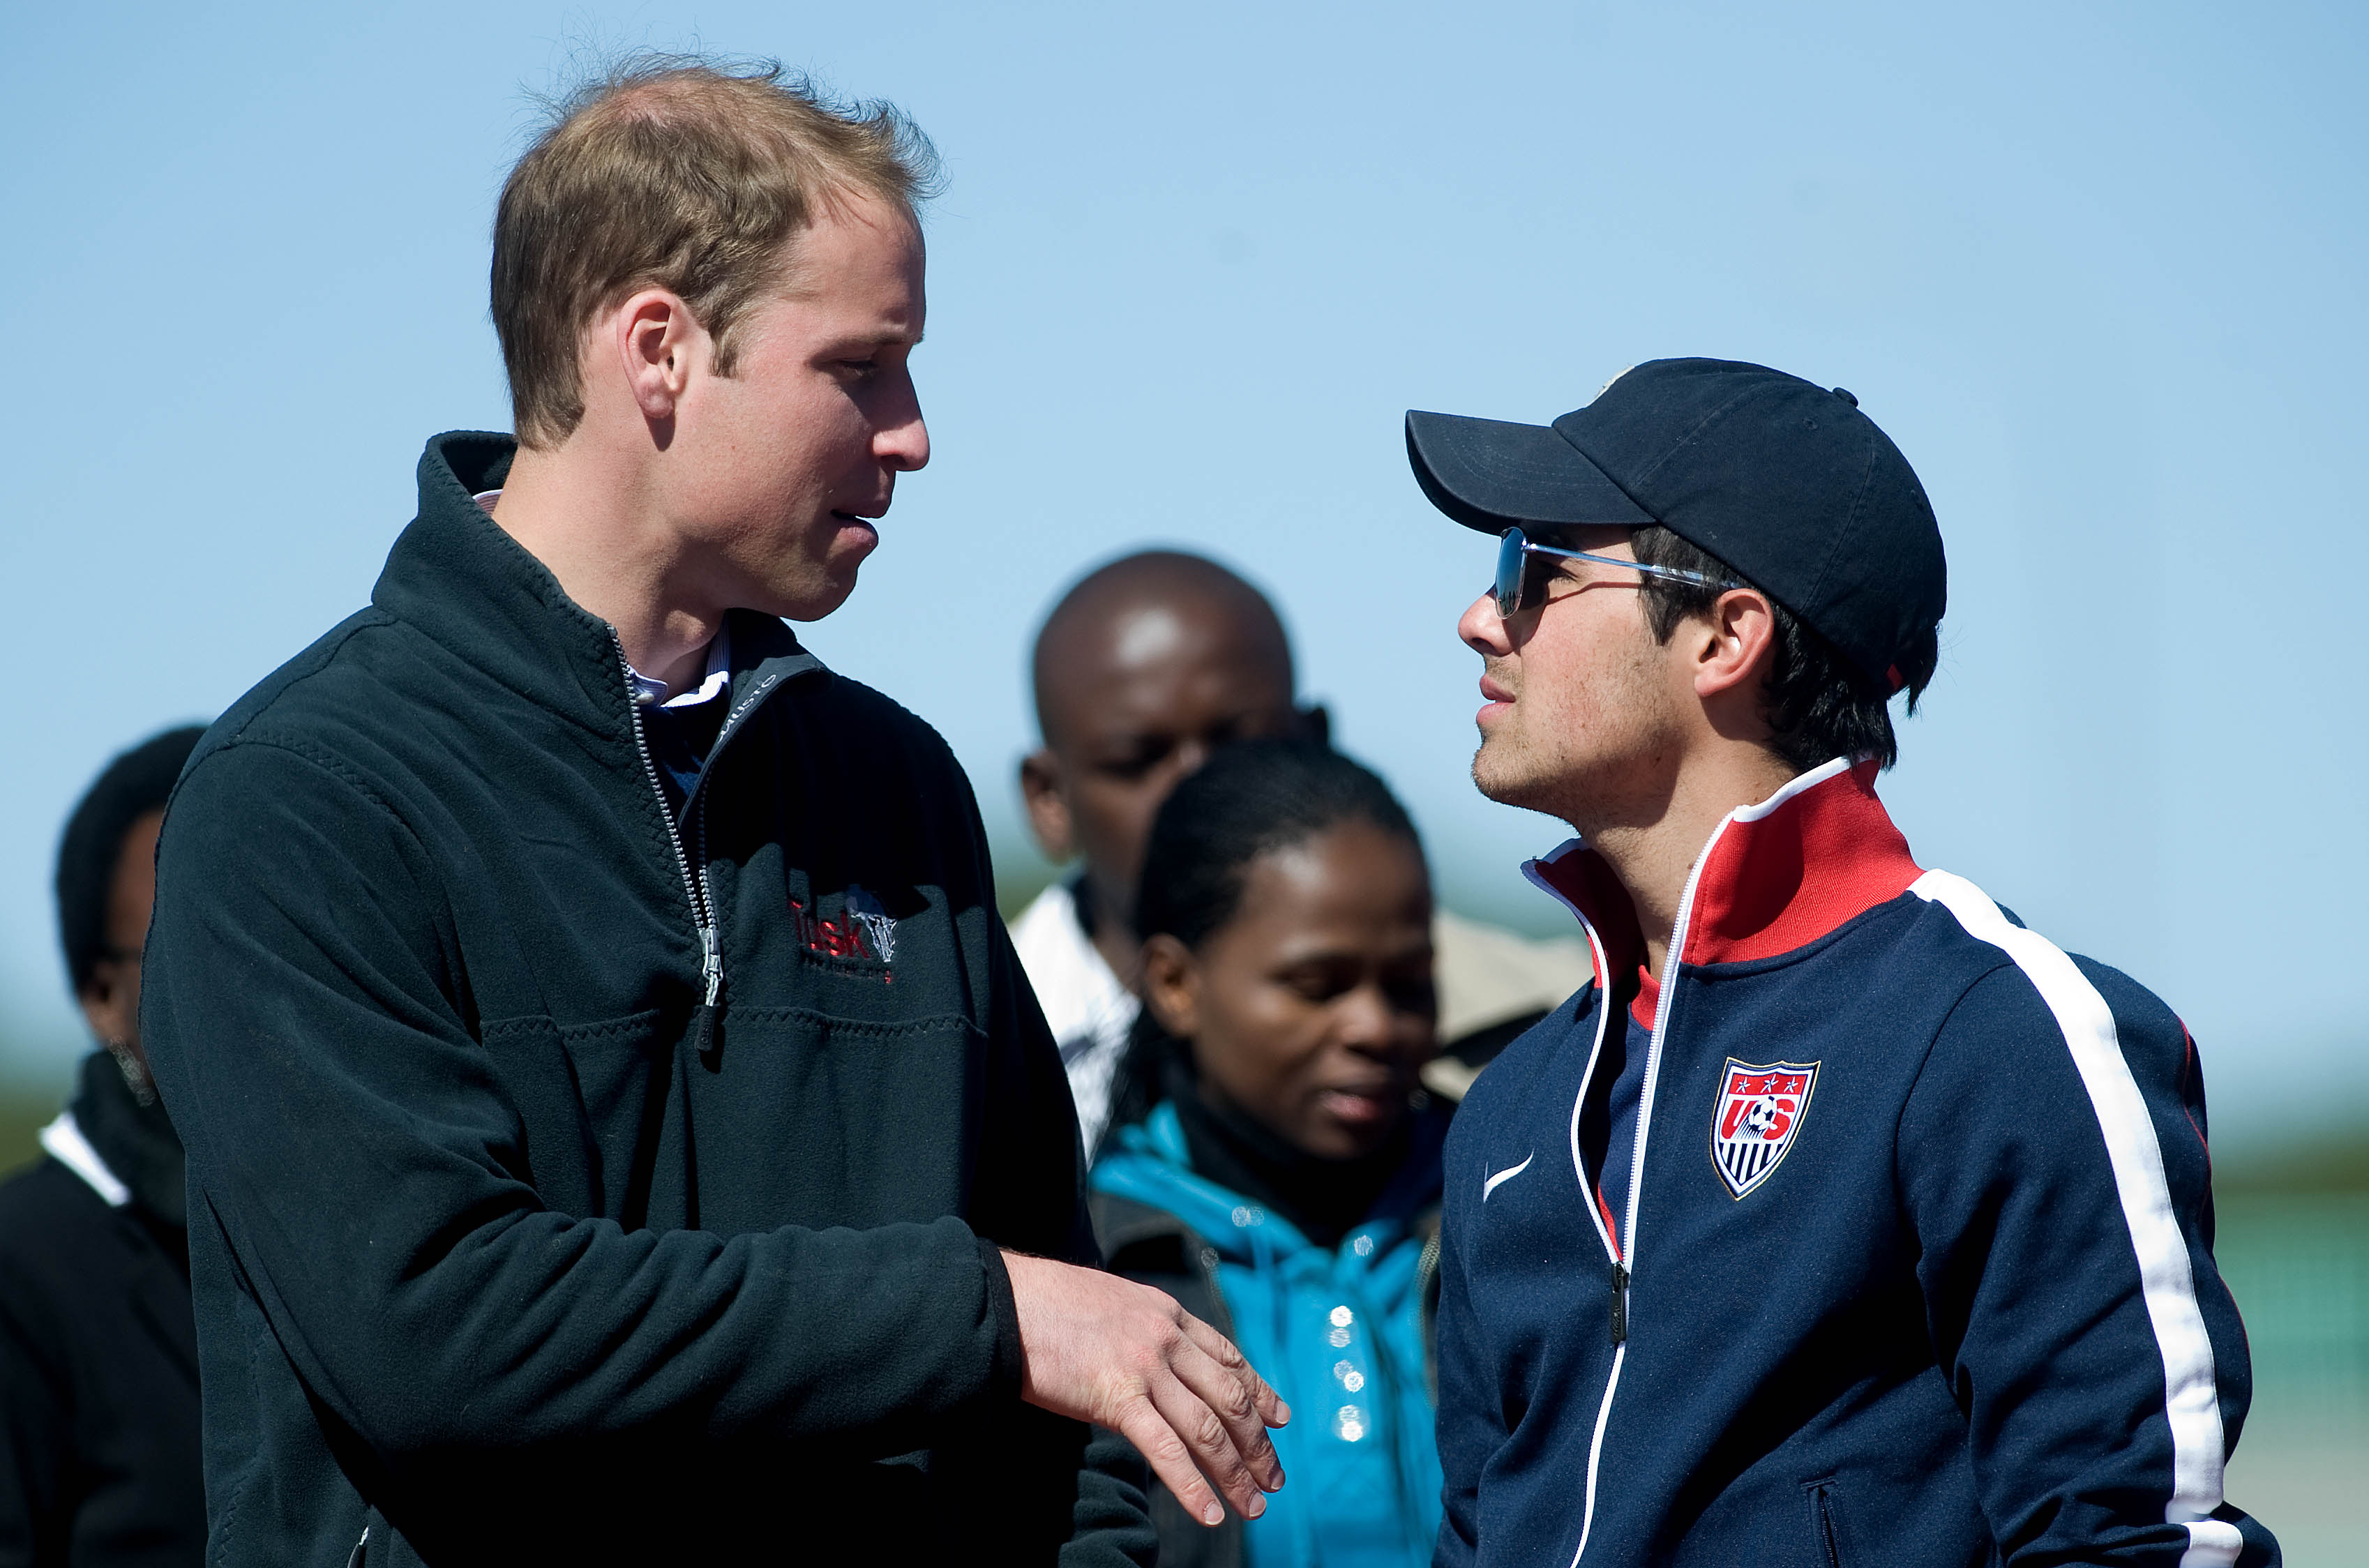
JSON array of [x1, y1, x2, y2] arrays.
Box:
[[1710, 1059, 1819, 1199], [787, 886, 898, 978]]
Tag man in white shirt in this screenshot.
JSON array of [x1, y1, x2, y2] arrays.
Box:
[[1015, 552, 1320, 1153], [1015, 551, 1590, 1153]]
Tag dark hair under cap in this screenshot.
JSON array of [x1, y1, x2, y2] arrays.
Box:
[[57, 725, 206, 995]]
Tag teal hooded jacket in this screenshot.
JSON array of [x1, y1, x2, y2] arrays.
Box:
[[1092, 1103, 1445, 1568]]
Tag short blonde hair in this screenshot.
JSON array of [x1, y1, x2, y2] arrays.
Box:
[[492, 57, 939, 449]]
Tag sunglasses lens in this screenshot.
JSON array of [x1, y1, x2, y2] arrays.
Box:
[[1494, 529, 1529, 616]]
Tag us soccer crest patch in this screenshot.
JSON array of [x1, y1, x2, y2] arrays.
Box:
[[1710, 1059, 1819, 1199]]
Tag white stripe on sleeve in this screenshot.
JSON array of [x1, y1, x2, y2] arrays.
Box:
[[1911, 870, 2243, 1568]]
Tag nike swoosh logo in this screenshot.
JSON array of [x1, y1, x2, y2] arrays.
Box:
[[1482, 1152, 1535, 1202]]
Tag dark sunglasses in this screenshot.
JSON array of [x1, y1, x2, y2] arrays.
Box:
[[1491, 527, 1739, 618]]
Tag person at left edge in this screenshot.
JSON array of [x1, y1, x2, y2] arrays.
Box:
[[1, 726, 207, 1567], [138, 61, 1283, 1568]]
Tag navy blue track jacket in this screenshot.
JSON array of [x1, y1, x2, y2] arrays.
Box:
[[1434, 759, 2277, 1568]]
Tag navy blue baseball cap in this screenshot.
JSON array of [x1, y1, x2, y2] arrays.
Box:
[[1406, 357, 1946, 689]]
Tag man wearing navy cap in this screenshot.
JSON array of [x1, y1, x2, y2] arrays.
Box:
[[1408, 359, 2277, 1566]]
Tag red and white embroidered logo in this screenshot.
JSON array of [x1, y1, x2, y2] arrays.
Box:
[[786, 884, 898, 980], [1710, 1059, 1819, 1199]]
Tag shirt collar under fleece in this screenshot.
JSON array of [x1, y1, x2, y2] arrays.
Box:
[[1526, 757, 1925, 1015], [473, 488, 730, 711]]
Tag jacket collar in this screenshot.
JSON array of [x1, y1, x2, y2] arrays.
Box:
[[1524, 756, 1923, 981], [66, 1048, 186, 1228], [1098, 1103, 1446, 1264], [371, 432, 823, 739]]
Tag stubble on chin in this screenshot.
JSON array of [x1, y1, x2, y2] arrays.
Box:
[[1470, 727, 1547, 814]]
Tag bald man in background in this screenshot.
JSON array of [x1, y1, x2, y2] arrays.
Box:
[[1014, 550, 1590, 1154]]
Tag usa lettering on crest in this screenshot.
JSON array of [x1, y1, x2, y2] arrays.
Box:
[[1710, 1058, 1819, 1200]]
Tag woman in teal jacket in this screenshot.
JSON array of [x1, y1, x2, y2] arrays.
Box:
[[1090, 739, 1446, 1568]]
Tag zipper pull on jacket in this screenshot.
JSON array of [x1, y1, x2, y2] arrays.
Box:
[[1611, 1261, 1630, 1345], [699, 923, 722, 1008], [692, 925, 723, 1060]]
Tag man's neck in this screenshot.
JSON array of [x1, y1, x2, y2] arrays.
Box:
[[1579, 746, 1798, 979], [1073, 877, 1143, 988], [489, 439, 720, 698]]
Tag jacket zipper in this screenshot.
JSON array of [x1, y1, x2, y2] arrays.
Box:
[[612, 632, 723, 1049], [1416, 1223, 1445, 1401], [1414, 1226, 1443, 1309], [1531, 762, 1858, 1567], [1556, 815, 1733, 1568]]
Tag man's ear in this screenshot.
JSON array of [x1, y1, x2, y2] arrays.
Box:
[[1140, 934, 1202, 1041], [1691, 587, 1779, 704], [1019, 749, 1075, 861], [1295, 702, 1332, 748], [613, 288, 702, 428]]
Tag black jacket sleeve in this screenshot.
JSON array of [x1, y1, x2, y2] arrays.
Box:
[[144, 739, 1023, 1463], [0, 1223, 69, 1568]]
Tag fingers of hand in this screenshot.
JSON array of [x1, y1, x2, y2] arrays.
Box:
[[1145, 1370, 1271, 1523], [1165, 1334, 1284, 1495], [1112, 1396, 1227, 1528], [1178, 1311, 1293, 1432]]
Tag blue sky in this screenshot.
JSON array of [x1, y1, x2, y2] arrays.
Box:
[[2, 1, 2361, 1148]]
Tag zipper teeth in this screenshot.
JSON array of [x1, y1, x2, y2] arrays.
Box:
[[1620, 819, 1725, 1267], [1567, 1342, 1627, 1568], [1560, 769, 1846, 1567], [1558, 914, 1621, 1267], [1616, 762, 1847, 1266], [612, 632, 717, 980], [1565, 812, 1736, 1568]]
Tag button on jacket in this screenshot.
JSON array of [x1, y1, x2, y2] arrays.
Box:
[[142, 434, 1150, 1567], [1092, 1103, 1447, 1568], [1435, 759, 2277, 1568]]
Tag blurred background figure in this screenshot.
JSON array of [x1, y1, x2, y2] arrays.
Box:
[[1, 725, 206, 1566], [1016, 551, 1324, 1152], [1014, 550, 1586, 1153], [1091, 739, 1445, 1568]]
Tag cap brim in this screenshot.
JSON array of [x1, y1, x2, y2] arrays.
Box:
[[1405, 411, 1654, 534]]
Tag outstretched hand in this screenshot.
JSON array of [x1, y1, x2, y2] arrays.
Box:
[[1001, 1251, 1290, 1526]]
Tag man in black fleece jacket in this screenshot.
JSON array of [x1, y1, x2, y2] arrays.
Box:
[[140, 61, 1284, 1567]]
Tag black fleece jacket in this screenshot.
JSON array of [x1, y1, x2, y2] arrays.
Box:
[[0, 1051, 203, 1567], [141, 434, 1151, 1567]]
